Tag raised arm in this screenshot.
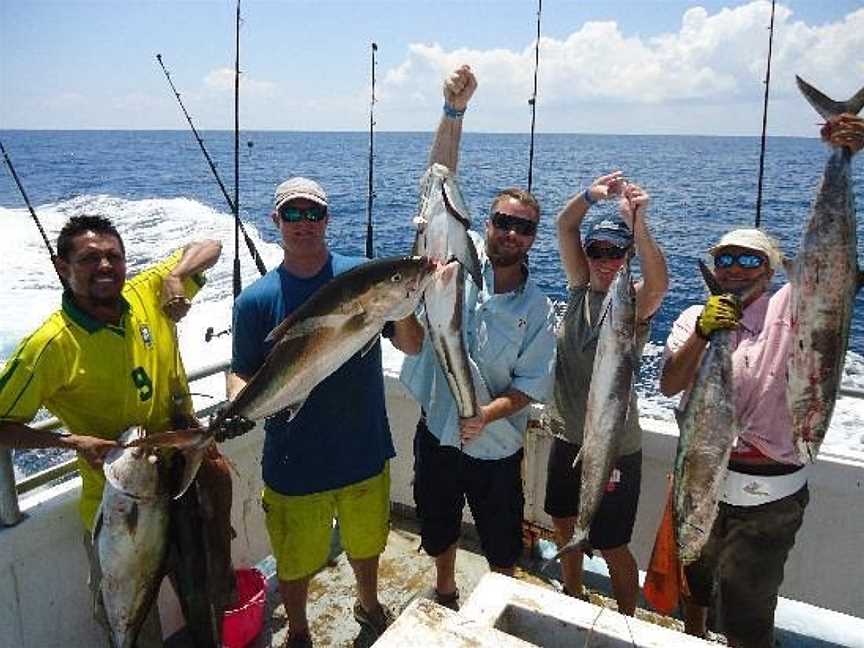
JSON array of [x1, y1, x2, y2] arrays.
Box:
[[161, 239, 223, 322], [428, 65, 477, 172], [0, 420, 117, 469], [557, 171, 624, 288], [619, 183, 668, 321]]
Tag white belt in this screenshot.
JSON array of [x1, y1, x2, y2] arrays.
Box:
[[720, 465, 809, 507]]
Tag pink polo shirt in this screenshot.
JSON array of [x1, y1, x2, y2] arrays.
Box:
[[663, 283, 800, 465]]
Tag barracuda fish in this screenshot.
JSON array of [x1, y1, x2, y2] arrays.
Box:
[[557, 254, 637, 557], [95, 426, 169, 648], [787, 77, 864, 463], [673, 263, 753, 564], [413, 163, 482, 419]]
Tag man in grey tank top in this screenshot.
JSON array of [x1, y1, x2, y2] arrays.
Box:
[[544, 171, 668, 615]]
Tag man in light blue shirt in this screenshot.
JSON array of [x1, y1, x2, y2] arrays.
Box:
[[399, 65, 556, 609]]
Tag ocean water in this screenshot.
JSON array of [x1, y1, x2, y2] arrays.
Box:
[[1, 129, 862, 477]]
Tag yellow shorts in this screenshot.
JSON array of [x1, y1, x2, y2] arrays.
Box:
[[262, 463, 391, 581]]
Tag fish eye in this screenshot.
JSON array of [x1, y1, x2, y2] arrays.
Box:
[[390, 273, 402, 283]]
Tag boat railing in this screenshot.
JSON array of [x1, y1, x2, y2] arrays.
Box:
[[2, 360, 863, 527], [0, 360, 231, 527]]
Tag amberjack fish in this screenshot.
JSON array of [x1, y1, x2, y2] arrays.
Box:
[[787, 77, 864, 463], [95, 427, 169, 648], [557, 254, 637, 557], [413, 163, 482, 419], [673, 263, 753, 565]]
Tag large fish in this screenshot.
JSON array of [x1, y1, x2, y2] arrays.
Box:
[[786, 77, 864, 463], [557, 254, 637, 557], [673, 263, 746, 565], [413, 163, 482, 419], [95, 426, 170, 648]]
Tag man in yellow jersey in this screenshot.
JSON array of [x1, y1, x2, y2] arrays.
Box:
[[0, 215, 221, 646]]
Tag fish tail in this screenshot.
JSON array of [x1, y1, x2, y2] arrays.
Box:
[[698, 260, 724, 296], [795, 76, 864, 120], [553, 532, 593, 560]]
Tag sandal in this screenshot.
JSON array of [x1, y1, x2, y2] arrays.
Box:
[[353, 600, 394, 638], [434, 588, 460, 611]]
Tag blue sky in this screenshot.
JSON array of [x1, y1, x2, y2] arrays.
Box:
[[1, 1, 861, 135]]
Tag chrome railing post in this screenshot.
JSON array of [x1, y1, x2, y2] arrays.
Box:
[[0, 447, 23, 526]]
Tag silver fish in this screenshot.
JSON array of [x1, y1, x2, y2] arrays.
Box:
[[558, 255, 637, 557], [413, 163, 482, 419], [787, 77, 864, 463], [95, 426, 169, 648]]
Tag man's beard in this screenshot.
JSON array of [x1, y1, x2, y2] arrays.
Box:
[[486, 239, 526, 268]]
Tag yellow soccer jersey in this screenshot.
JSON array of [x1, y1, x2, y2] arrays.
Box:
[[0, 248, 205, 528]]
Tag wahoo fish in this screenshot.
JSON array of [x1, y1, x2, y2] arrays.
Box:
[[558, 254, 637, 557], [95, 426, 169, 648], [787, 77, 864, 463], [673, 263, 741, 564], [413, 163, 482, 419]]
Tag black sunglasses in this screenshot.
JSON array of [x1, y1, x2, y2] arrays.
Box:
[[490, 212, 538, 236], [714, 252, 766, 269], [585, 244, 628, 260], [279, 205, 328, 223]]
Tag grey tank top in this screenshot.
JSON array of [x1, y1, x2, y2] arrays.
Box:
[[549, 285, 647, 456]]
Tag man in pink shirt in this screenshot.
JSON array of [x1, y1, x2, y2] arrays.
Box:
[[660, 114, 863, 647]]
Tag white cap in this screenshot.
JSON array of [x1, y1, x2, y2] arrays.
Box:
[[274, 177, 328, 211], [708, 228, 783, 270]]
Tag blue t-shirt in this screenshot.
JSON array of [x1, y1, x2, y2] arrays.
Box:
[[231, 253, 395, 495]]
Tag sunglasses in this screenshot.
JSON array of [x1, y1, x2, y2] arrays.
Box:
[[585, 244, 628, 260], [490, 212, 538, 236], [714, 252, 766, 269], [279, 205, 327, 223]]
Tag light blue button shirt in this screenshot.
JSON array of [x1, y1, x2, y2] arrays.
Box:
[[401, 232, 556, 460]]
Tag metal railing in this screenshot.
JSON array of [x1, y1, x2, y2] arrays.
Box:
[[0, 360, 230, 527]]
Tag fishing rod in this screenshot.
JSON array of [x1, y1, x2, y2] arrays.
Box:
[[365, 42, 378, 259], [154, 54, 267, 279], [0, 140, 68, 290], [232, 0, 242, 299], [526, 0, 542, 192], [754, 0, 776, 228]]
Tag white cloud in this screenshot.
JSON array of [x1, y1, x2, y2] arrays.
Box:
[[376, 2, 864, 134], [204, 67, 276, 98]]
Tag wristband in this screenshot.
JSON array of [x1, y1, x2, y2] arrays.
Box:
[[443, 103, 466, 119], [583, 188, 598, 206]]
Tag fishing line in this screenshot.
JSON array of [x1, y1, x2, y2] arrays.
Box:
[[154, 53, 267, 280], [754, 0, 776, 228], [0, 140, 68, 290], [365, 42, 378, 259], [232, 0, 242, 299], [526, 0, 542, 192]]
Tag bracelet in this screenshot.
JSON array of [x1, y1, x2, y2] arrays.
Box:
[[582, 188, 597, 206], [443, 103, 466, 119]]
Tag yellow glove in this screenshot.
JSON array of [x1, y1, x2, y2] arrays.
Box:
[[696, 294, 741, 339]]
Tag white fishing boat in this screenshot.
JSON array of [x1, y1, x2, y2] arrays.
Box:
[[2, 342, 863, 648]]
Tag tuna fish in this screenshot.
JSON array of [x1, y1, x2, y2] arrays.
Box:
[[557, 254, 637, 557], [413, 163, 482, 419], [786, 77, 864, 463], [672, 263, 742, 565], [95, 426, 169, 648]]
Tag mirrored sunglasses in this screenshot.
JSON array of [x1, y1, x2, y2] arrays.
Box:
[[714, 252, 766, 269], [585, 244, 628, 260], [490, 212, 538, 236], [279, 205, 327, 223]]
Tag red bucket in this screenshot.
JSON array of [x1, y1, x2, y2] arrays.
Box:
[[222, 568, 267, 648]]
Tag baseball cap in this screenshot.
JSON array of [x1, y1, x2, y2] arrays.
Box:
[[274, 177, 328, 211], [708, 228, 783, 270], [584, 218, 634, 248]]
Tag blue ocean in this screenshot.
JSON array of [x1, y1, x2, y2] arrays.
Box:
[[1, 130, 863, 472]]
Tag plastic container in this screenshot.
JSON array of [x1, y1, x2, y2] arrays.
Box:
[[222, 568, 267, 648]]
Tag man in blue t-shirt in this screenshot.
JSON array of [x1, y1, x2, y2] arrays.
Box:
[[227, 177, 418, 647]]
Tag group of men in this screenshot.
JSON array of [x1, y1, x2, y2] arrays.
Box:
[[1, 63, 862, 648]]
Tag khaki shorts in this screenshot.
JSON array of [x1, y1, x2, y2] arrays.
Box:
[[262, 463, 390, 581]]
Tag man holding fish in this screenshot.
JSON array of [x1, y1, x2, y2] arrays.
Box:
[[660, 90, 863, 647], [545, 173, 668, 615], [0, 215, 222, 646], [225, 177, 430, 647], [399, 65, 557, 609]]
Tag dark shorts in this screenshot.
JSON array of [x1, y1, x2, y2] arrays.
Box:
[[684, 484, 809, 648], [543, 436, 642, 550], [413, 418, 524, 569]]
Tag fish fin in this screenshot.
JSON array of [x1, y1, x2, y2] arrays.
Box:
[[265, 309, 363, 344], [173, 444, 208, 500], [858, 268, 864, 293], [570, 447, 584, 470], [441, 181, 483, 287], [698, 260, 724, 296], [285, 400, 307, 422], [554, 532, 593, 560], [359, 335, 379, 358], [796, 76, 864, 120]]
